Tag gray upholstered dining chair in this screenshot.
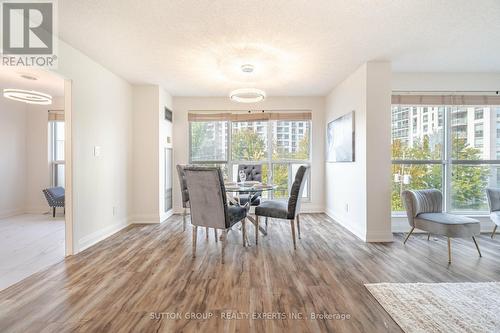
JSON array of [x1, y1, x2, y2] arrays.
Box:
[[176, 165, 190, 232], [237, 164, 263, 206], [486, 187, 500, 238], [401, 189, 481, 263], [254, 165, 309, 249], [184, 166, 249, 264], [176, 164, 212, 239]]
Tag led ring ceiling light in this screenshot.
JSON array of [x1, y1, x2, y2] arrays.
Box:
[[229, 88, 266, 103], [3, 89, 52, 105]]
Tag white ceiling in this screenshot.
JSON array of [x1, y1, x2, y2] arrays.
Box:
[[0, 66, 64, 97], [59, 0, 500, 96]]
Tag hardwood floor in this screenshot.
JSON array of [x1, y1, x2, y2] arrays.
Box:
[[1, 213, 499, 332], [0, 214, 64, 291]]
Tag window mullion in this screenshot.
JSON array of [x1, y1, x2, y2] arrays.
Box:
[[444, 106, 452, 213]]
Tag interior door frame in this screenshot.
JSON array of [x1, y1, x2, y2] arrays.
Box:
[[64, 79, 74, 256]]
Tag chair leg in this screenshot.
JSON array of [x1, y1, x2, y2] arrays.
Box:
[[214, 229, 218, 243], [492, 225, 498, 239], [192, 226, 198, 258], [265, 217, 268, 231], [297, 214, 301, 239], [403, 227, 415, 244], [255, 216, 259, 245], [290, 219, 297, 250], [427, 233, 431, 241], [242, 219, 246, 247], [447, 237, 451, 264], [182, 209, 186, 232], [53, 207, 56, 218], [206, 227, 209, 240], [472, 236, 482, 257], [221, 230, 227, 264]]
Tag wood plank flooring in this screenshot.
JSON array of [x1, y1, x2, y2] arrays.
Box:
[[1, 213, 500, 332]]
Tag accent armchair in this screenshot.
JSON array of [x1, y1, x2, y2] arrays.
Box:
[[254, 165, 309, 249], [184, 166, 249, 264], [486, 187, 500, 238], [42, 187, 65, 218], [401, 189, 481, 263]]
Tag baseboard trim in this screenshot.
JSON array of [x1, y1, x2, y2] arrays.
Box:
[[78, 219, 128, 252], [160, 210, 174, 223], [0, 209, 24, 219], [128, 214, 161, 224], [324, 208, 366, 241]]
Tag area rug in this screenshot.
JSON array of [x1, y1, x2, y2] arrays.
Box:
[[365, 282, 500, 333]]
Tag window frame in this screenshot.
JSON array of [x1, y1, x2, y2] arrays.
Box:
[[392, 104, 500, 216], [49, 120, 65, 187], [189, 118, 312, 201]]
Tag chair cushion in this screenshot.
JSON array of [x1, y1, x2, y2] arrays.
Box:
[[491, 211, 500, 226], [228, 206, 247, 226], [415, 213, 480, 237], [237, 194, 261, 206], [255, 200, 289, 219]]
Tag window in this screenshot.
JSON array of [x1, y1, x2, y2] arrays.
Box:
[[50, 121, 65, 187], [474, 108, 484, 120], [392, 102, 500, 214], [189, 114, 311, 200]]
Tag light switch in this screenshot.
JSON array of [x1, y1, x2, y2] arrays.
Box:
[[94, 146, 101, 157]]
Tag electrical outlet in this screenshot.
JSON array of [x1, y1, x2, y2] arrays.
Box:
[[112, 206, 117, 216], [94, 146, 101, 157], [345, 203, 349, 212]]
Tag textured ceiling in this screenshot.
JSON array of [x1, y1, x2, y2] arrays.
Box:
[[0, 67, 64, 97], [59, 0, 500, 96]]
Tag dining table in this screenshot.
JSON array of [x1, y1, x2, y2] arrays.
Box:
[[224, 181, 277, 237]]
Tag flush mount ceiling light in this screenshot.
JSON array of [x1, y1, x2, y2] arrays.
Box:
[[240, 64, 255, 73], [229, 88, 266, 103], [19, 73, 38, 81], [3, 89, 52, 105]]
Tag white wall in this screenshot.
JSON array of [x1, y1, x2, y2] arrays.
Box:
[[55, 41, 133, 253], [171, 96, 325, 214], [325, 62, 392, 242], [25, 97, 65, 213], [0, 98, 27, 217], [131, 85, 173, 224], [392, 72, 500, 233]]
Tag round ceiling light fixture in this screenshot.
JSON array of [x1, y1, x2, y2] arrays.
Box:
[[240, 64, 255, 73], [3, 89, 52, 105], [19, 73, 38, 81], [229, 88, 266, 103]]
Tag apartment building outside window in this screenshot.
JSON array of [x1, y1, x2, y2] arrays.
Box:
[[189, 113, 311, 200], [391, 95, 500, 214]]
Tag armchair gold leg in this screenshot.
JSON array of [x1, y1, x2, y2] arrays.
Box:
[[492, 225, 498, 239], [214, 229, 218, 243], [242, 219, 246, 247], [297, 214, 301, 239], [403, 227, 415, 244], [255, 216, 259, 245], [192, 226, 198, 258], [290, 219, 297, 250], [472, 236, 482, 257], [447, 237, 451, 264]]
